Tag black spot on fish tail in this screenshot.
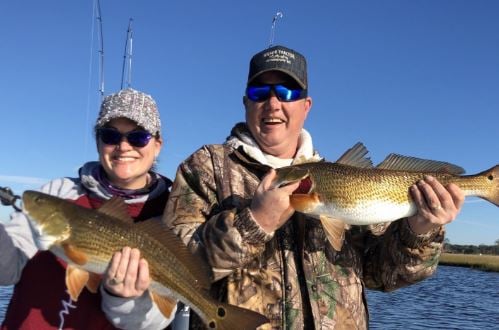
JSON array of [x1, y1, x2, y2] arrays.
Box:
[[217, 307, 226, 318]]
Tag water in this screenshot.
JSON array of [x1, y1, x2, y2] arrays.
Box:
[[367, 266, 499, 329], [0, 266, 497, 328], [0, 286, 12, 323]]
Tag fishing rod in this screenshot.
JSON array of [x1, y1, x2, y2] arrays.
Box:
[[96, 0, 105, 100], [83, 0, 105, 160], [0, 186, 21, 212], [269, 11, 283, 48], [121, 18, 134, 89]]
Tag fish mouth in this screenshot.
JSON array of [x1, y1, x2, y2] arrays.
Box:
[[22, 190, 71, 250], [293, 176, 313, 194], [273, 166, 310, 189], [22, 190, 40, 213]]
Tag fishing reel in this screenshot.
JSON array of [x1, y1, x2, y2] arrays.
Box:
[[0, 186, 21, 212]]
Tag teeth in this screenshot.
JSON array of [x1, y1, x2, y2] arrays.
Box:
[[263, 118, 284, 123], [115, 157, 135, 162]]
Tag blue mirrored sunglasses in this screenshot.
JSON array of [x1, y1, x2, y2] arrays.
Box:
[[246, 84, 307, 102], [97, 127, 152, 148]]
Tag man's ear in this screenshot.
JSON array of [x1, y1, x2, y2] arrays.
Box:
[[242, 95, 248, 107], [304, 96, 312, 114]]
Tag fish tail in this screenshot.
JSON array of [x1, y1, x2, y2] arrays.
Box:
[[482, 165, 499, 206], [211, 303, 269, 330], [469, 165, 499, 206]]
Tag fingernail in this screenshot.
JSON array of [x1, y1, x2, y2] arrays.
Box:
[[425, 175, 434, 181]]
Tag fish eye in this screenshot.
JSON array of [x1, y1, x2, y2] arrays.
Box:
[[488, 175, 494, 181]]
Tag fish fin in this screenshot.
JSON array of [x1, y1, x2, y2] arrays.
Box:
[[97, 197, 134, 223], [335, 142, 373, 168], [377, 154, 465, 174], [62, 243, 88, 265], [135, 219, 212, 289], [208, 303, 270, 330], [150, 292, 177, 319], [66, 265, 89, 301], [86, 272, 102, 294], [320, 215, 346, 251], [293, 155, 310, 165], [289, 193, 321, 213], [272, 166, 310, 189], [292, 155, 322, 165]]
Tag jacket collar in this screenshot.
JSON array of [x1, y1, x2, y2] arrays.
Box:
[[225, 122, 322, 168]]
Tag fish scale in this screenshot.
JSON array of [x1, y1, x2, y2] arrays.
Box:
[[61, 205, 245, 326]]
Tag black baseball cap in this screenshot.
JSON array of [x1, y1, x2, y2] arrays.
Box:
[[247, 45, 308, 89]]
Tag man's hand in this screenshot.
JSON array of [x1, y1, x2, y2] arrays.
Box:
[[408, 175, 465, 234], [250, 169, 300, 233]]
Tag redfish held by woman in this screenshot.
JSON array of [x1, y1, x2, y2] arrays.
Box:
[[22, 191, 270, 330], [272, 143, 499, 251]]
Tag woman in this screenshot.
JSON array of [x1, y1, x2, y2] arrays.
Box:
[[0, 88, 174, 329]]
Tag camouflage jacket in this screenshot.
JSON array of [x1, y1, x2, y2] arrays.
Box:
[[164, 130, 444, 330]]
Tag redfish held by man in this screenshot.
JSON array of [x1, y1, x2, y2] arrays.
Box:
[[22, 191, 269, 330], [272, 143, 499, 251]]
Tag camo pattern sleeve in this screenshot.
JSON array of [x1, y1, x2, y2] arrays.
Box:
[[164, 145, 274, 281], [361, 218, 444, 291]]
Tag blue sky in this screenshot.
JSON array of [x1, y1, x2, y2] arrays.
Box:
[[0, 0, 497, 245]]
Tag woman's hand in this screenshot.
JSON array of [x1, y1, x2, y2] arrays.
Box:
[[103, 246, 150, 298]]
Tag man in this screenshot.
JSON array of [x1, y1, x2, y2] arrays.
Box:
[[164, 45, 464, 329]]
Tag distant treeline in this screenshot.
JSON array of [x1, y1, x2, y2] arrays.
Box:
[[444, 243, 499, 255]]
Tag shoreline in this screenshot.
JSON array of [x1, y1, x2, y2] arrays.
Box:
[[439, 253, 499, 272]]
